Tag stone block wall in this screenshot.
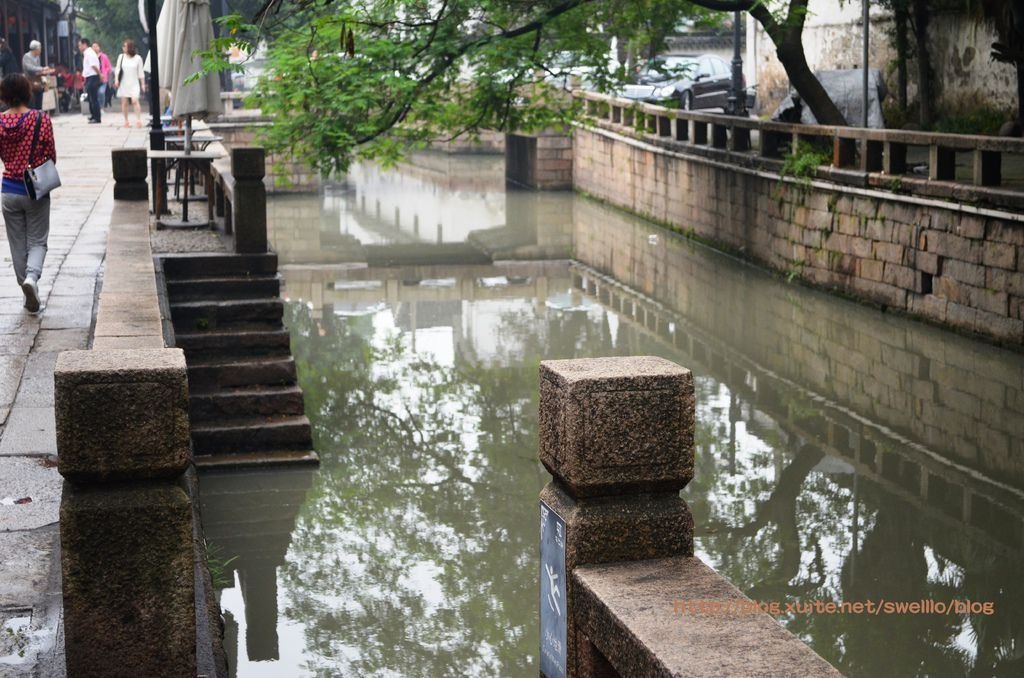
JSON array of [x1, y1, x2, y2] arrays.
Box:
[[573, 126, 1024, 347], [571, 198, 1024, 487], [506, 132, 573, 190], [207, 121, 320, 192]]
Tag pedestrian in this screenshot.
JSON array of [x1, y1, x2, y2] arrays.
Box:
[[79, 38, 101, 123], [0, 39, 15, 77], [21, 41, 53, 110], [0, 73, 56, 314], [92, 42, 111, 110], [114, 40, 145, 128]]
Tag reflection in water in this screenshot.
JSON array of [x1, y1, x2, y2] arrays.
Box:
[[202, 151, 1024, 677]]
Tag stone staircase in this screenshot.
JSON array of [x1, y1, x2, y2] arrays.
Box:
[[160, 253, 318, 468]]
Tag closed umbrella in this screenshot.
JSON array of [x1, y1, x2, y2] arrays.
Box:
[[158, 0, 223, 153], [156, 0, 223, 225]]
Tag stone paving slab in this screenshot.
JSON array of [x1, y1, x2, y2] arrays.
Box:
[[0, 457, 61, 531], [0, 408, 58, 457], [0, 112, 150, 678]]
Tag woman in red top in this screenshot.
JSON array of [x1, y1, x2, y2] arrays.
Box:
[[0, 73, 55, 313]]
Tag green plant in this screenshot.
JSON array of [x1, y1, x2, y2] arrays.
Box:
[[195, 317, 210, 331], [206, 542, 239, 590], [781, 142, 830, 183], [786, 259, 806, 283]]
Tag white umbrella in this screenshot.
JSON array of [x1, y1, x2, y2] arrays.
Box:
[[158, 0, 223, 153]]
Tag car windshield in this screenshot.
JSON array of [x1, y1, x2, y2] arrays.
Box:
[[643, 57, 696, 82]]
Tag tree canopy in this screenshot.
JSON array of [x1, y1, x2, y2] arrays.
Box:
[[206, 0, 842, 175]]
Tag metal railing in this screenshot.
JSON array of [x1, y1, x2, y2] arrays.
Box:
[[576, 90, 1024, 206]]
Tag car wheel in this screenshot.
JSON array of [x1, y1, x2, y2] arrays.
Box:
[[681, 90, 693, 111]]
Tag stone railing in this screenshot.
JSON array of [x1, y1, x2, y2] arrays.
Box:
[[576, 91, 1024, 210], [210, 146, 269, 254], [537, 356, 839, 677]]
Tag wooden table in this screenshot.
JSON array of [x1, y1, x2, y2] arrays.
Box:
[[149, 150, 223, 228], [163, 136, 224, 152]]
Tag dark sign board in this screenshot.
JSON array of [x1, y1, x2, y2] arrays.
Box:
[[540, 499, 567, 678]]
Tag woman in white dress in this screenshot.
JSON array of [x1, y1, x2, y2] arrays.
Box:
[[114, 40, 145, 128]]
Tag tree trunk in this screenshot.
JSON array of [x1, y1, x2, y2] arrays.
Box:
[[894, 3, 909, 112], [911, 0, 935, 127], [1017, 61, 1024, 131], [777, 39, 848, 125]]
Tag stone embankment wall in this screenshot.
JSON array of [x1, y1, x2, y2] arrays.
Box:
[[571, 198, 1024, 489], [208, 117, 320, 192], [573, 125, 1024, 348]]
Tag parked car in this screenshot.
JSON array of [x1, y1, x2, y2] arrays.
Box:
[[620, 53, 753, 111]]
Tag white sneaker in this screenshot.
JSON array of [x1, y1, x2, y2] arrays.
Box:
[[22, 278, 40, 313]]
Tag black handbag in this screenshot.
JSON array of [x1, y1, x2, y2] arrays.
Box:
[[24, 111, 60, 200]]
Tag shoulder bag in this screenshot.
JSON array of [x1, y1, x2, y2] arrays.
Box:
[[24, 111, 60, 200]]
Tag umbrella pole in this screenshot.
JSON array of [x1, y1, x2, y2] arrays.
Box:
[[182, 115, 193, 222]]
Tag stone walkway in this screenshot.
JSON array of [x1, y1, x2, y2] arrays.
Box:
[[0, 112, 149, 676]]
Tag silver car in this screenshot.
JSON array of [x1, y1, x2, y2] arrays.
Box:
[[621, 54, 737, 110]]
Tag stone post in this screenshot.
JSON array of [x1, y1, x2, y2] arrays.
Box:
[[231, 147, 268, 254], [55, 348, 196, 678], [538, 356, 694, 678], [111, 148, 149, 201]]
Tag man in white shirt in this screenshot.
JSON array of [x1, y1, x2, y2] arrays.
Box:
[[79, 37, 101, 123]]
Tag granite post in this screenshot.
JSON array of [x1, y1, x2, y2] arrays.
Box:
[[111, 148, 149, 201], [538, 356, 695, 678], [55, 348, 196, 678], [230, 147, 267, 254]]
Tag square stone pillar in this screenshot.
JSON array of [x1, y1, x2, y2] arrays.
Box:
[[111, 148, 149, 201], [231, 147, 268, 254], [538, 356, 694, 678], [55, 349, 191, 482], [55, 348, 196, 678]]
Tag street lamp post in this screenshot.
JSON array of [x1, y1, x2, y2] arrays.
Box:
[[729, 10, 746, 117], [146, 0, 165, 213]]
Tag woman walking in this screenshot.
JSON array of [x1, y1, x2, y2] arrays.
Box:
[[0, 73, 55, 314], [114, 40, 145, 128]]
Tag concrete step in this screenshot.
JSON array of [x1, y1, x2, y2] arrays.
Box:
[[191, 415, 313, 455], [187, 355, 297, 391], [171, 298, 284, 331], [161, 253, 279, 280], [190, 384, 305, 421], [167, 275, 281, 302], [194, 449, 320, 469], [176, 327, 292, 355]]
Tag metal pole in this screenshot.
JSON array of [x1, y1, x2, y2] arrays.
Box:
[[147, 0, 165, 213], [729, 11, 745, 116], [862, 0, 869, 128]]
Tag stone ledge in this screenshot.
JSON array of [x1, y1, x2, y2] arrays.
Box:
[[574, 556, 841, 677]]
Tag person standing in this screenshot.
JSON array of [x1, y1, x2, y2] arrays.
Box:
[[0, 74, 56, 314], [79, 38, 101, 123], [93, 42, 111, 110], [0, 39, 15, 77], [22, 41, 53, 110], [114, 40, 145, 128]]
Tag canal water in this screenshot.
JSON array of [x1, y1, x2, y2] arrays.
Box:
[[200, 153, 1024, 677]]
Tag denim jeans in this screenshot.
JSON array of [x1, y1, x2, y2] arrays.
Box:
[[3, 192, 50, 285]]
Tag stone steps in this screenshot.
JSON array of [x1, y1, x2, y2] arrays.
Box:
[[194, 449, 319, 469], [187, 355, 297, 392], [162, 251, 317, 469], [161, 252, 279, 279], [190, 384, 305, 421], [167, 275, 281, 302], [171, 298, 284, 332], [191, 414, 313, 456], [175, 327, 292, 355]]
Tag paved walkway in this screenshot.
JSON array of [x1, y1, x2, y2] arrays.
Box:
[[0, 112, 148, 676]]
